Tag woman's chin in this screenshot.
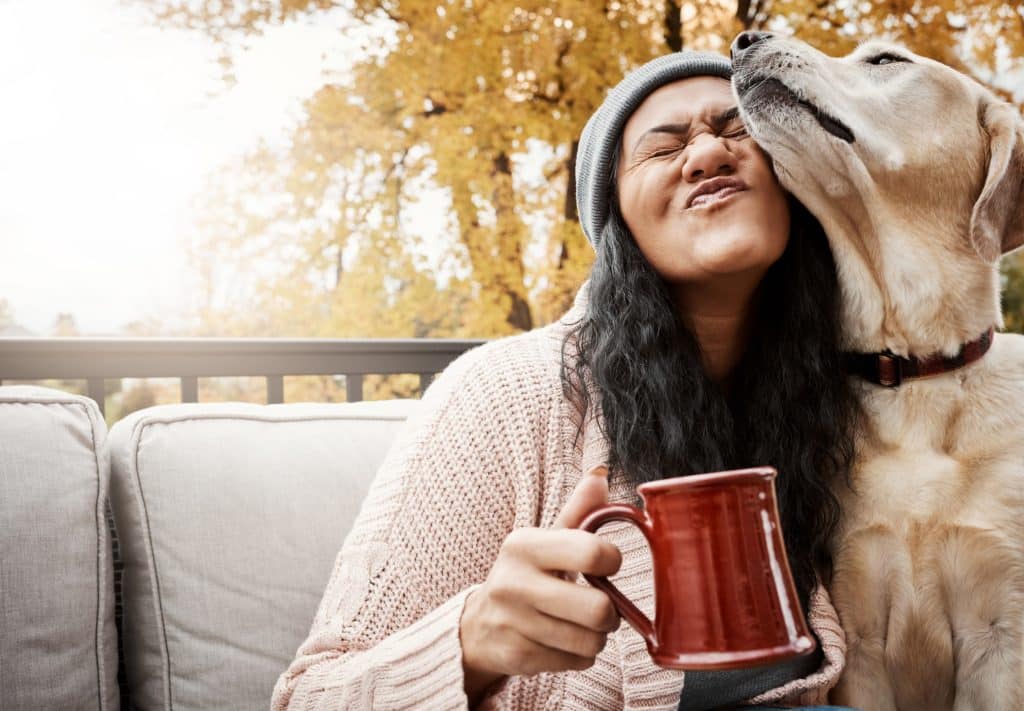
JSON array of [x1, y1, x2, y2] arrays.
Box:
[[693, 238, 785, 278]]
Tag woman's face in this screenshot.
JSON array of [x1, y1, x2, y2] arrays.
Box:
[[616, 76, 790, 291]]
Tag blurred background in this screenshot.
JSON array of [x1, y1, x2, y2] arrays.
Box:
[[2, 0, 1023, 421]]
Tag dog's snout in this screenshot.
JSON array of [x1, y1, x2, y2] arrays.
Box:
[[731, 31, 773, 61]]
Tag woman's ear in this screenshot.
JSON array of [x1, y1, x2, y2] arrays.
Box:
[[970, 99, 1024, 262]]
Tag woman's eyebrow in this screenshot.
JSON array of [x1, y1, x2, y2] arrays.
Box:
[[631, 122, 691, 155]]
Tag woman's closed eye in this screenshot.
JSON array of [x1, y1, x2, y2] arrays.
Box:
[[650, 146, 684, 157], [637, 143, 686, 161]]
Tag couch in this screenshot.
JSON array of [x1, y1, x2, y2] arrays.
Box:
[[0, 384, 420, 710]]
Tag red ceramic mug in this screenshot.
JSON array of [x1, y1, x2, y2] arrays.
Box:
[[578, 466, 816, 670]]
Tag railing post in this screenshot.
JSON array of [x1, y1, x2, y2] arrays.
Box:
[[346, 374, 363, 403], [88, 378, 106, 416], [181, 376, 198, 404], [267, 375, 284, 404], [418, 372, 434, 395]]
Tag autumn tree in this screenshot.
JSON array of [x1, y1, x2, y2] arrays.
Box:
[[52, 313, 81, 337], [141, 0, 1024, 342], [143, 0, 731, 338], [1003, 252, 1024, 333]]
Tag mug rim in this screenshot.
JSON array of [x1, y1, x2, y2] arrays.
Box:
[[636, 465, 777, 495]]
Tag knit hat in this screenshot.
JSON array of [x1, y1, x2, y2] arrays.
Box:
[[575, 51, 732, 248]]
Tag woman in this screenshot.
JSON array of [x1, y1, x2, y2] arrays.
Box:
[[271, 50, 858, 710]]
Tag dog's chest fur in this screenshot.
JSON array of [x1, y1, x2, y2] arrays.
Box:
[[829, 334, 1024, 711]]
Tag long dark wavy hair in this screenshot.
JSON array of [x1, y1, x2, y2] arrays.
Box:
[[560, 149, 859, 610]]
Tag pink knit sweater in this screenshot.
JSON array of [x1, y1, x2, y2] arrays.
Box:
[[271, 284, 847, 710]]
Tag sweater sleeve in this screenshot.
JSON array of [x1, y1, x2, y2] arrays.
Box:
[[744, 582, 847, 707], [271, 341, 556, 710]]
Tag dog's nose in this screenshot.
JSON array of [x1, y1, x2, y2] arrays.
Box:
[[731, 31, 773, 61]]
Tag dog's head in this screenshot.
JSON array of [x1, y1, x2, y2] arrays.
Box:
[[732, 33, 1024, 265], [732, 33, 1024, 352]]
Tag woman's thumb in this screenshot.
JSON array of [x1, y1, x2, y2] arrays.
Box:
[[553, 466, 609, 530]]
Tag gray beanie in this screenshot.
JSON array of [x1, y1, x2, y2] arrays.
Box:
[[575, 51, 732, 247]]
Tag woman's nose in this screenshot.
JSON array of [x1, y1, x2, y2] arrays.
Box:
[[682, 134, 737, 181], [731, 31, 773, 61]]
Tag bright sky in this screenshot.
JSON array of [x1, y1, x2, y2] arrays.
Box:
[[0, 0, 358, 335]]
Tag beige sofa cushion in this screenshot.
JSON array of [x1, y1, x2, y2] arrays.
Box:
[[0, 385, 119, 711], [107, 399, 417, 711]]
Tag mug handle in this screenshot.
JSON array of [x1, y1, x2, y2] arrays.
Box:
[[578, 504, 657, 649]]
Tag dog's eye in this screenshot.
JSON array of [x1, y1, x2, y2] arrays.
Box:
[[866, 53, 909, 66]]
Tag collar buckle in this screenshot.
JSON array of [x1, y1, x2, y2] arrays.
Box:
[[878, 352, 902, 388]]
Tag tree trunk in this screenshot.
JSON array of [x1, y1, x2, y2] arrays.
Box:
[[736, 0, 759, 29], [665, 0, 683, 52], [491, 151, 533, 332], [564, 140, 579, 223], [558, 139, 581, 270]]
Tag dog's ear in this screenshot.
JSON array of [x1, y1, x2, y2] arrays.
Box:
[[970, 99, 1024, 262]]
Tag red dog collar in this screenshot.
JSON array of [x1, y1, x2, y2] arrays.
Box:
[[844, 327, 995, 388]]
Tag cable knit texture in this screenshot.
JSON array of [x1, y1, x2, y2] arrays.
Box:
[[270, 283, 847, 710]]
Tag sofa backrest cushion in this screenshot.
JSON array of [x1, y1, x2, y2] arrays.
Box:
[[106, 399, 417, 711], [0, 385, 120, 711]]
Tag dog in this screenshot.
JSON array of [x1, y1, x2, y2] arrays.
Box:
[[731, 33, 1024, 711]]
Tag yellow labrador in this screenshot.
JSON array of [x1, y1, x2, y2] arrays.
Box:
[[731, 33, 1024, 711]]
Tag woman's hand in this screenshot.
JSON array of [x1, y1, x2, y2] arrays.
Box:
[[459, 467, 623, 705]]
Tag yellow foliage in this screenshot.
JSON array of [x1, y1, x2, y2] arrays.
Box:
[[152, 0, 1022, 370]]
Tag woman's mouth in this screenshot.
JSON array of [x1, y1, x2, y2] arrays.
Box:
[[686, 177, 749, 209], [689, 186, 744, 209]]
